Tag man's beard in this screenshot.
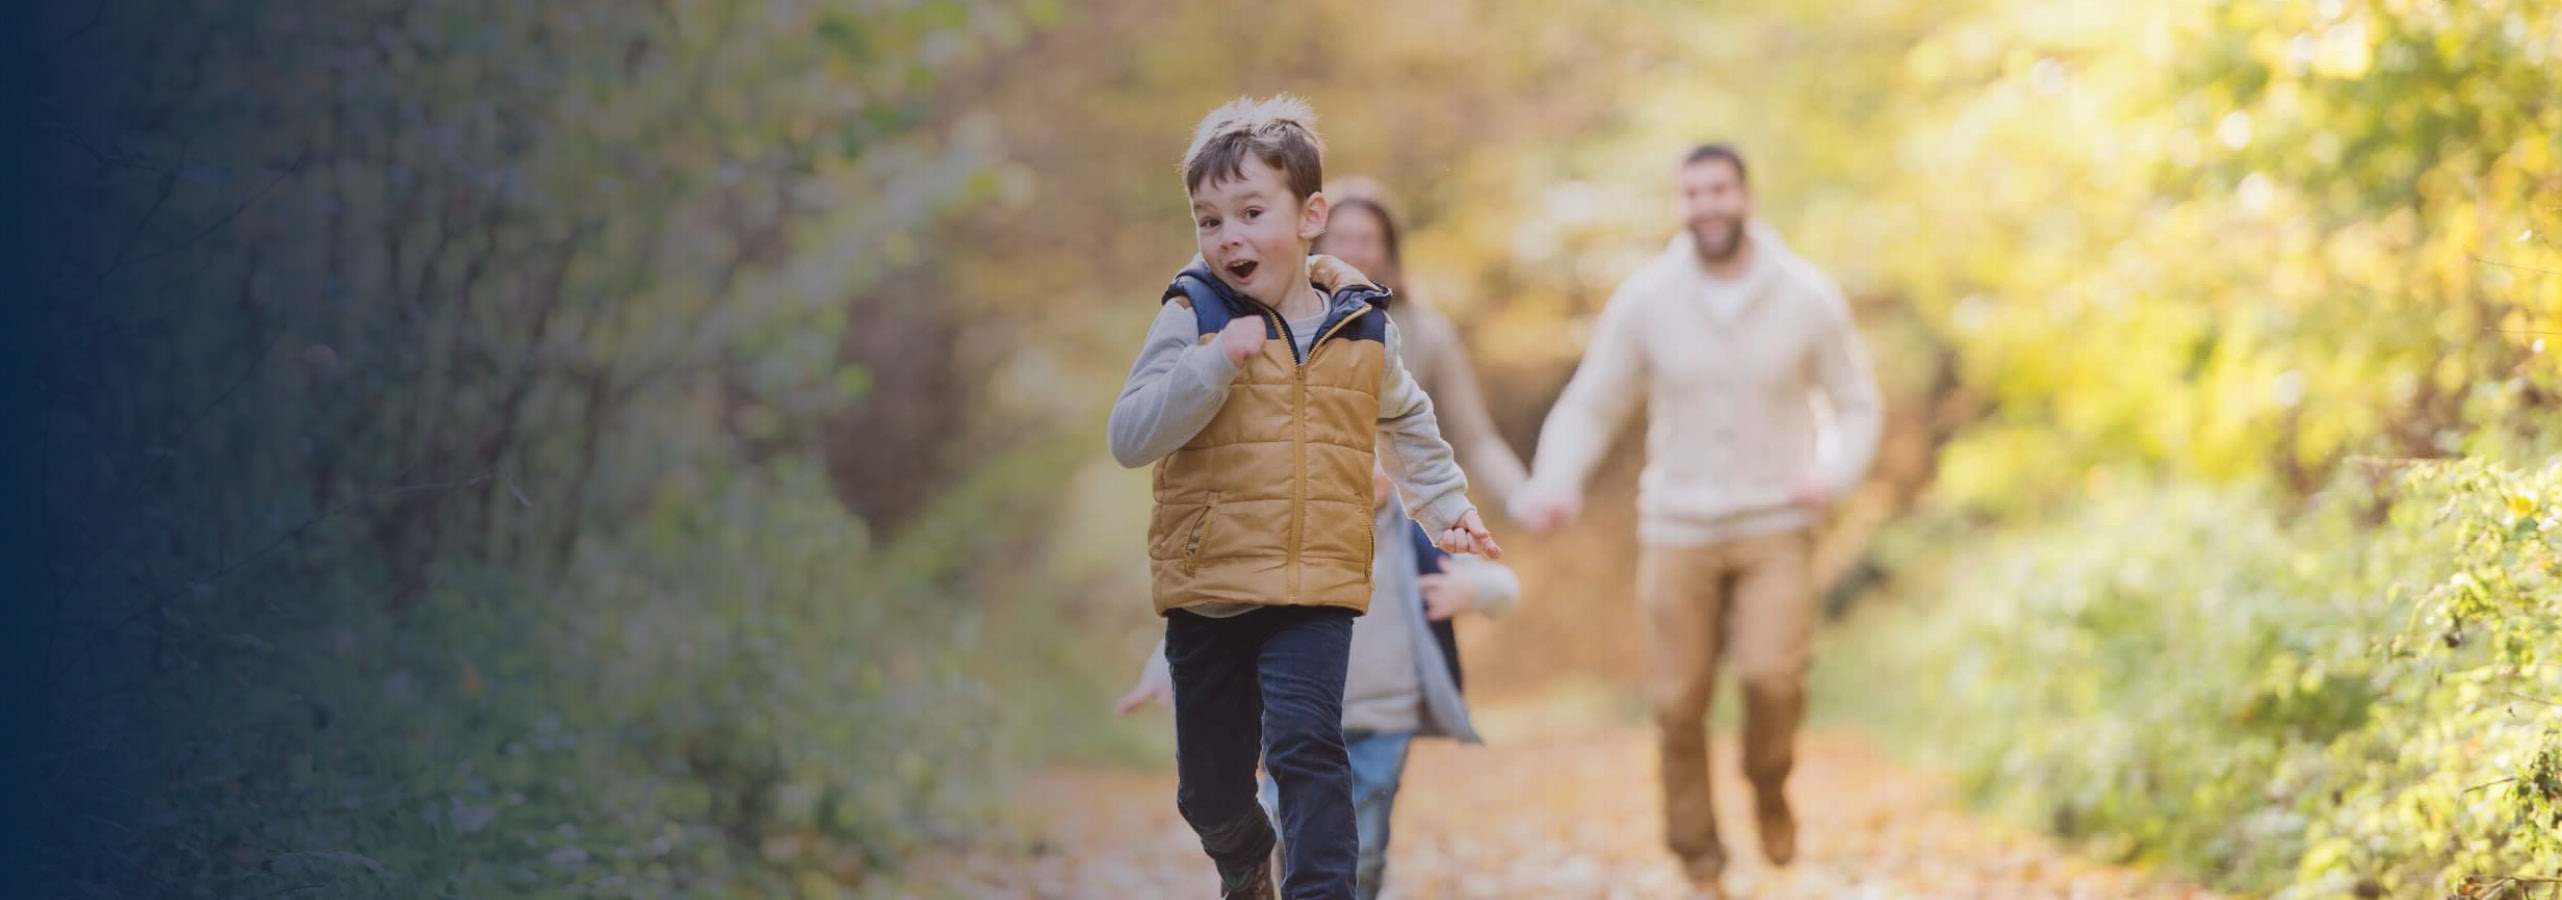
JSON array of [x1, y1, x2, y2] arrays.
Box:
[[1689, 218, 1744, 263]]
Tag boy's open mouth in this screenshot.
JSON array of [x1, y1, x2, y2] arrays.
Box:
[[1224, 259, 1259, 282]]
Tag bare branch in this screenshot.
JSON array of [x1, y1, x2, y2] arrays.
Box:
[[39, 1, 106, 59], [2475, 256, 2562, 278], [130, 163, 299, 266], [93, 142, 188, 286], [2464, 777, 2517, 794]]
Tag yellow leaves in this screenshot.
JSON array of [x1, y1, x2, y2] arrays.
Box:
[[2217, 110, 2255, 150], [2434, 27, 2468, 65], [2298, 836, 2355, 878], [2508, 136, 2559, 187], [2436, 356, 2472, 394], [1936, 424, 2085, 517], [2310, 17, 2376, 80], [1906, 38, 1956, 86]]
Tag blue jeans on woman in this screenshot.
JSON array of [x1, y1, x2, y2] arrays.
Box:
[[1261, 730, 1415, 900]]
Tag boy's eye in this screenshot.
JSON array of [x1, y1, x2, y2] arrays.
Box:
[[1243, 208, 1262, 221], [1198, 217, 1218, 229]]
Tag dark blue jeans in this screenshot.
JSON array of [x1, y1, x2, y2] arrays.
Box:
[[1165, 605, 1358, 900], [1260, 730, 1413, 900]]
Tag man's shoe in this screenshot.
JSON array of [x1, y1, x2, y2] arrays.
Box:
[[1757, 789, 1798, 867], [1683, 855, 1728, 900], [1216, 855, 1278, 900]]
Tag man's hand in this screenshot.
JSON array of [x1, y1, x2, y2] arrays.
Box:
[[1306, 254, 1376, 293], [1435, 508, 1503, 560], [1218, 316, 1267, 369], [1509, 483, 1582, 534], [1419, 557, 1480, 621], [1114, 672, 1173, 717], [1790, 479, 1836, 516]]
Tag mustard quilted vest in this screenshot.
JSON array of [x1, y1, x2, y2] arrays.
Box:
[[1148, 264, 1394, 615]]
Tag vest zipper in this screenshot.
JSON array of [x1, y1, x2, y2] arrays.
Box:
[[1299, 304, 1374, 605], [1293, 364, 1306, 604], [1253, 297, 1374, 607], [1247, 306, 1308, 604]]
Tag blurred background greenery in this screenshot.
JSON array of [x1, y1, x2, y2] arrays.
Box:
[[19, 0, 2558, 896]]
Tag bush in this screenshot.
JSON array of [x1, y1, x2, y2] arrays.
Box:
[[40, 456, 1091, 897], [1826, 456, 2562, 896], [18, 0, 1074, 894]]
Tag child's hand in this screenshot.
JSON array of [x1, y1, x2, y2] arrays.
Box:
[[1306, 254, 1376, 293], [1419, 557, 1481, 621], [1218, 317, 1266, 369], [1436, 508, 1503, 560], [1115, 673, 1173, 716]]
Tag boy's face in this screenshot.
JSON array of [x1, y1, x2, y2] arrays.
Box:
[[1191, 157, 1327, 305]]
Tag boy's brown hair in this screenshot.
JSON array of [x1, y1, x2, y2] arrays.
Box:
[[1180, 95, 1325, 201]]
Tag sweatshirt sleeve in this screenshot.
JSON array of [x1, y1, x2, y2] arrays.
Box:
[[1807, 274, 1882, 495], [1376, 320, 1475, 535], [1526, 282, 1650, 495], [1107, 302, 1242, 468], [1139, 634, 1173, 693], [1447, 556, 1521, 619]]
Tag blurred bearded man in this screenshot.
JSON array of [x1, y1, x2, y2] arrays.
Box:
[[1511, 143, 1881, 900]]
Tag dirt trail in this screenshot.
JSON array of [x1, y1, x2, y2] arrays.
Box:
[[954, 709, 2222, 899]]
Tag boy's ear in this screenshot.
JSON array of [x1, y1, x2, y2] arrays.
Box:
[[1298, 191, 1330, 242]]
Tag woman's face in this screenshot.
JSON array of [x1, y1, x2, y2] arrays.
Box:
[[1315, 205, 1396, 284]]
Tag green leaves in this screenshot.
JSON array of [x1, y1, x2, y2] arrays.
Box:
[[815, 16, 877, 65], [27, 0, 1064, 894], [1829, 457, 2562, 897], [1824, 0, 2562, 515]]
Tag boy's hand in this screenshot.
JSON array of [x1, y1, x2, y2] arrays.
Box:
[[1306, 254, 1376, 293], [1436, 508, 1503, 560], [1419, 557, 1481, 621], [1218, 317, 1266, 369]]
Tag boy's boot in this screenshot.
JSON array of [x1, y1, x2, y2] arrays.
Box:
[[1216, 855, 1278, 900]]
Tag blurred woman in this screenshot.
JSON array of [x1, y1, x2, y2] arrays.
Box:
[[1317, 180, 1530, 512]]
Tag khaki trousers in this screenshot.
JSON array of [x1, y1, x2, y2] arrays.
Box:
[[1637, 531, 1815, 876]]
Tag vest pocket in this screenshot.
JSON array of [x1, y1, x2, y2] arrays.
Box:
[[1360, 506, 1375, 565], [1181, 492, 1221, 574]]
